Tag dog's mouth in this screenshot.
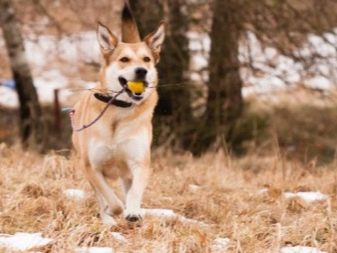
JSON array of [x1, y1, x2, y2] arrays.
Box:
[[118, 77, 148, 101]]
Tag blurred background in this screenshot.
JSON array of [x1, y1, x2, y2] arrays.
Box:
[[1, 0, 337, 163]]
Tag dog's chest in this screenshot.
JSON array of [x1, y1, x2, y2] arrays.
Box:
[[88, 117, 150, 170]]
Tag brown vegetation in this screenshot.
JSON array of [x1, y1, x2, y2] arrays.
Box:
[[1, 137, 337, 252], [2, 90, 337, 252]]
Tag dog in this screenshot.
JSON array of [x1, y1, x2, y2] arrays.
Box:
[[71, 2, 165, 224]]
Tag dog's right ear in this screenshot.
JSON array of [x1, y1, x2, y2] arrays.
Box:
[[97, 22, 118, 53]]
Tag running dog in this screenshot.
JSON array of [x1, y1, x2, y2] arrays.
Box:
[[72, 3, 165, 224]]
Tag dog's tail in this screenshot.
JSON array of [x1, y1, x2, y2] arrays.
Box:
[[121, 1, 141, 43]]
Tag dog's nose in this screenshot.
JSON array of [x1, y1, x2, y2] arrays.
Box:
[[135, 68, 147, 80]]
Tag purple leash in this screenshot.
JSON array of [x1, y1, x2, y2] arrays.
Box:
[[69, 89, 125, 132]]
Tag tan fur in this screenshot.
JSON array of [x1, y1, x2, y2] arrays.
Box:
[[72, 14, 165, 224]]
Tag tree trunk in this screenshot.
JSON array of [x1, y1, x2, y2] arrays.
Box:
[[0, 0, 43, 147], [130, 0, 192, 148], [191, 0, 243, 154]]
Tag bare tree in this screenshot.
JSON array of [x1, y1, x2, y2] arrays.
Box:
[[0, 0, 43, 147], [190, 0, 243, 154], [130, 0, 192, 148]]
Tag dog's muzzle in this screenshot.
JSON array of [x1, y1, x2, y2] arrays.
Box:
[[118, 77, 148, 101]]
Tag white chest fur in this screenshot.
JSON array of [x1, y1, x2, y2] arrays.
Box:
[[88, 122, 150, 171]]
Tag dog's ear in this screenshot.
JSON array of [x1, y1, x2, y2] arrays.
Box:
[[97, 22, 118, 53], [144, 21, 165, 64]]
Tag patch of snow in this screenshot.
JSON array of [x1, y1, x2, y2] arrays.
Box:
[[3, 27, 337, 108], [265, 47, 278, 60], [179, 216, 209, 228], [187, 31, 211, 52], [110, 232, 127, 243], [63, 188, 86, 200], [188, 184, 201, 192], [25, 32, 99, 67], [34, 69, 69, 104], [257, 188, 269, 194], [190, 72, 202, 82], [304, 76, 332, 90], [189, 30, 337, 98], [211, 237, 230, 253], [144, 208, 208, 227], [144, 208, 176, 218], [280, 246, 327, 253], [0, 86, 18, 108], [75, 247, 114, 253], [190, 54, 208, 71], [0, 232, 52, 251], [0, 69, 72, 108], [284, 191, 328, 203]]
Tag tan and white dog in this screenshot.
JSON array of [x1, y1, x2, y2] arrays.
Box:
[[72, 3, 165, 224]]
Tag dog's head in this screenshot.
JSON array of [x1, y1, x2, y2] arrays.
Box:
[[96, 21, 165, 104]]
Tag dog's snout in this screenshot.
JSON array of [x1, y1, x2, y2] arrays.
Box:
[[135, 68, 147, 80]]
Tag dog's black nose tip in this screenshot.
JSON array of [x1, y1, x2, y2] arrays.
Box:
[[135, 68, 147, 79]]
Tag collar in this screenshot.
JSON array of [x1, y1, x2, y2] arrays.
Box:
[[94, 93, 132, 108]]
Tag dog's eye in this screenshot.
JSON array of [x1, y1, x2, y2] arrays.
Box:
[[143, 56, 151, 62], [120, 57, 130, 63]]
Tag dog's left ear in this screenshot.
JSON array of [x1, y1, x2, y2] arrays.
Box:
[[144, 22, 165, 64], [97, 22, 118, 54]]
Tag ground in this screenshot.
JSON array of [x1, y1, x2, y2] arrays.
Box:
[[1, 89, 337, 252], [0, 139, 337, 252]]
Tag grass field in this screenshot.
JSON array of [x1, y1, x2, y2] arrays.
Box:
[[1, 90, 337, 252], [1, 143, 337, 252]]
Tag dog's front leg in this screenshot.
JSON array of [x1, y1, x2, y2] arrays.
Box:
[[88, 169, 124, 221], [124, 160, 151, 222], [84, 160, 124, 225], [93, 187, 117, 225]]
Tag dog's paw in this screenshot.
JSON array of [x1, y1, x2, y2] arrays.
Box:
[[124, 209, 144, 222], [101, 213, 117, 226], [125, 214, 142, 222]]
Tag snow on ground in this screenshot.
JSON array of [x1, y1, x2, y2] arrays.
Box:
[[0, 232, 52, 251], [0, 86, 17, 108], [284, 191, 328, 203], [257, 188, 269, 194], [257, 189, 328, 203], [1, 29, 337, 108], [144, 208, 176, 218], [144, 208, 209, 227], [188, 183, 201, 192], [63, 188, 86, 200], [110, 232, 127, 243], [0, 69, 72, 108], [211, 237, 230, 253], [280, 246, 327, 253], [25, 32, 99, 68], [75, 247, 114, 253], [188, 30, 337, 97], [0, 32, 99, 108]]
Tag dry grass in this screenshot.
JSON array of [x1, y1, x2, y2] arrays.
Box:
[[1, 89, 337, 252], [1, 142, 337, 253]]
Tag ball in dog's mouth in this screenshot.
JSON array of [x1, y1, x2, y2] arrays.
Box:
[[118, 77, 147, 100], [127, 81, 145, 94]]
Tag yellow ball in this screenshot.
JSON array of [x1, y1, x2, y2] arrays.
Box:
[[127, 81, 145, 93]]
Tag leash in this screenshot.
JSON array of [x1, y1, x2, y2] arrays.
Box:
[[64, 81, 195, 132], [69, 88, 125, 132], [148, 82, 197, 89], [62, 81, 195, 94]]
